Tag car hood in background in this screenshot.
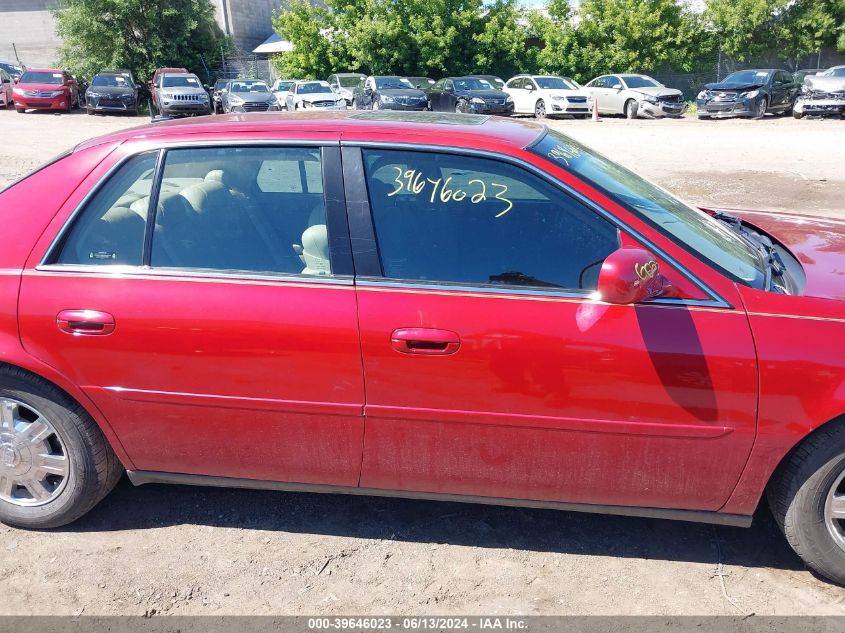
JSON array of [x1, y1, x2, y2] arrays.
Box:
[[87, 86, 134, 96], [456, 89, 509, 100], [299, 93, 339, 102], [630, 87, 683, 98], [541, 89, 592, 99], [15, 82, 67, 92], [230, 91, 275, 103], [803, 75, 845, 93], [730, 209, 845, 301], [162, 87, 206, 95], [380, 88, 427, 98], [703, 82, 765, 92]]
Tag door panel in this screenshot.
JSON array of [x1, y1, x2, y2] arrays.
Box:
[[352, 146, 758, 511]]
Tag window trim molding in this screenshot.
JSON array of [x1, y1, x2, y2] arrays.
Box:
[[38, 140, 352, 282], [344, 141, 731, 310]]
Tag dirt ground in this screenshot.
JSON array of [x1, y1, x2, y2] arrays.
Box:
[[0, 108, 844, 616]]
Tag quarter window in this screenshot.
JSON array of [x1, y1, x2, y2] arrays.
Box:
[[362, 150, 619, 290], [55, 152, 157, 266], [150, 147, 329, 275]]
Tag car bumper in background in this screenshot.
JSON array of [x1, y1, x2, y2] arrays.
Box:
[[640, 101, 687, 117], [13, 95, 69, 110], [794, 97, 845, 116], [380, 102, 427, 111], [87, 97, 137, 112], [469, 102, 514, 116], [549, 100, 590, 115], [160, 102, 211, 115], [696, 98, 755, 117]]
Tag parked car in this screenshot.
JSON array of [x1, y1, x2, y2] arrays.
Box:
[[285, 80, 346, 111], [0, 69, 12, 108], [793, 68, 825, 85], [793, 66, 845, 119], [12, 68, 80, 113], [221, 79, 281, 113], [327, 73, 366, 106], [2, 112, 845, 584], [0, 61, 24, 82], [153, 73, 211, 117], [354, 76, 427, 110], [504, 75, 591, 118], [149, 67, 188, 113], [406, 76, 436, 90], [271, 79, 297, 110], [427, 76, 513, 115], [697, 69, 798, 119], [210, 78, 228, 114], [583, 74, 686, 119], [85, 71, 140, 116], [467, 74, 506, 90]]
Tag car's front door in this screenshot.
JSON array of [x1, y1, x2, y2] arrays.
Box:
[[347, 145, 758, 512], [505, 78, 527, 113], [19, 141, 365, 486], [443, 80, 457, 111]]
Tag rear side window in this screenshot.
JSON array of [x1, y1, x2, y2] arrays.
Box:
[[55, 152, 157, 266], [150, 147, 329, 275], [362, 149, 619, 290]]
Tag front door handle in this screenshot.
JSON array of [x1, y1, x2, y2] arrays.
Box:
[[391, 328, 460, 355], [56, 310, 115, 336]]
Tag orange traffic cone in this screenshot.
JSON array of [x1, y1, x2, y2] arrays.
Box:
[[592, 97, 601, 122]]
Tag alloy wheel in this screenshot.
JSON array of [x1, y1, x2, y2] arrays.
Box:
[[824, 466, 845, 552], [535, 100, 545, 119], [0, 398, 69, 507]]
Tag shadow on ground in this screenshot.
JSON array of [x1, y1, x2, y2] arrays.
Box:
[[62, 477, 803, 573]]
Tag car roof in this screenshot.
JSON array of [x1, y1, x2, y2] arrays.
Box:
[[23, 68, 64, 73], [75, 111, 544, 153]]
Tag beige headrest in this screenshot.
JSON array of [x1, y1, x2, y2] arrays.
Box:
[[301, 224, 330, 275]]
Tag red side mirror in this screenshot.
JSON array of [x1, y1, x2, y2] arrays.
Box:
[[597, 247, 671, 305]]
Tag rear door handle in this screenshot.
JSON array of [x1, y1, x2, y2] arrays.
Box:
[[391, 328, 460, 355], [56, 310, 115, 336]]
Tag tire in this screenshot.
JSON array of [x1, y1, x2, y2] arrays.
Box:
[[793, 110, 803, 119], [768, 418, 845, 585], [534, 99, 546, 119], [625, 99, 638, 119], [351, 97, 357, 110], [455, 99, 467, 114], [697, 114, 711, 120], [15, 106, 24, 114], [0, 366, 123, 529], [752, 97, 768, 119], [372, 98, 380, 110], [86, 107, 94, 116]]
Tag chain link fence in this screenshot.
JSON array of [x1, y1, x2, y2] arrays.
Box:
[[203, 54, 276, 87]]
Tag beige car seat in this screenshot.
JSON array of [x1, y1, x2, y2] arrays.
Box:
[[300, 224, 330, 275]]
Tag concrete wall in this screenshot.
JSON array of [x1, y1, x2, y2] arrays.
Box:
[[0, 0, 60, 67], [215, 0, 285, 54]]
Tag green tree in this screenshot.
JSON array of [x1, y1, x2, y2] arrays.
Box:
[[473, 0, 536, 78], [53, 0, 227, 82], [704, 0, 785, 61], [532, 0, 580, 78]]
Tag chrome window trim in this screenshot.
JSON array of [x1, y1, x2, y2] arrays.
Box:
[[39, 140, 343, 281], [345, 140, 732, 309], [28, 264, 353, 287]]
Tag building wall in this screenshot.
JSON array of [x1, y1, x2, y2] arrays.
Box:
[[0, 0, 60, 67], [215, 0, 284, 54]]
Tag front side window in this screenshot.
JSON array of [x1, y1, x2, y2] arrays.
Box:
[[150, 147, 329, 276], [363, 149, 619, 290], [55, 152, 157, 266], [536, 76, 579, 90], [530, 129, 765, 287]]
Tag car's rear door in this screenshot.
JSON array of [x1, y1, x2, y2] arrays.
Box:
[[345, 143, 758, 512], [19, 137, 365, 486]]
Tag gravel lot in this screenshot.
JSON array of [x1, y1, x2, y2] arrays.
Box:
[[0, 108, 844, 616]]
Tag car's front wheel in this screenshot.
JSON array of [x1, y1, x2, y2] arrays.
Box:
[[768, 418, 845, 584], [793, 110, 803, 119], [752, 97, 768, 119], [625, 99, 638, 119], [534, 99, 546, 119], [0, 367, 123, 529]]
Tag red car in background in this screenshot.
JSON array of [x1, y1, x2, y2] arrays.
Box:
[[0, 112, 844, 583], [148, 66, 188, 114], [12, 68, 80, 113]]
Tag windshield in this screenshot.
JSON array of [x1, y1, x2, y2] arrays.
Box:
[[338, 76, 361, 87], [820, 67, 845, 77], [0, 62, 22, 76], [453, 78, 491, 90], [20, 71, 63, 85], [162, 75, 201, 88], [298, 82, 332, 94], [376, 77, 413, 90], [536, 76, 579, 90], [530, 130, 765, 287], [622, 76, 661, 89], [724, 70, 771, 84], [92, 75, 129, 87], [231, 81, 268, 93]]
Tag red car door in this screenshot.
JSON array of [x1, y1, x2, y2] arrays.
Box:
[[18, 141, 365, 486], [347, 145, 758, 512]]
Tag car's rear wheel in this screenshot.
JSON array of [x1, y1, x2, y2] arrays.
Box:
[[625, 99, 638, 119], [534, 99, 546, 119], [768, 418, 845, 584], [0, 367, 123, 529], [752, 97, 768, 119]]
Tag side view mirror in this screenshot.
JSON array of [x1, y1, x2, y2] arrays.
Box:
[[526, 84, 535, 91], [612, 83, 623, 90], [597, 248, 673, 305]]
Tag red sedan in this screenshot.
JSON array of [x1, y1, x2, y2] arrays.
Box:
[[12, 68, 80, 113], [0, 112, 843, 582]]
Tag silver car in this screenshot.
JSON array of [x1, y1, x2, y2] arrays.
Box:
[[583, 74, 687, 119], [285, 80, 346, 111], [794, 66, 845, 119], [156, 73, 211, 117], [222, 79, 281, 113]]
